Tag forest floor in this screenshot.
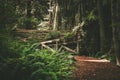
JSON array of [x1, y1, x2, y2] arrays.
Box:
[[73, 56, 120, 80], [14, 29, 120, 80]]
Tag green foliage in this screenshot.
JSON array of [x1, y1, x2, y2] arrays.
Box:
[[0, 0, 17, 30], [92, 51, 116, 62], [26, 49, 74, 80], [0, 38, 74, 80], [0, 33, 20, 58], [100, 54, 116, 62], [64, 32, 73, 39], [18, 17, 40, 29], [45, 31, 61, 40], [61, 32, 74, 42], [87, 9, 97, 21], [33, 0, 48, 19], [0, 49, 74, 80], [14, 0, 48, 29], [94, 51, 105, 58], [0, 32, 38, 58]]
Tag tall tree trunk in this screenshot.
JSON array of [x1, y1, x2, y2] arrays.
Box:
[[111, 0, 120, 66], [53, 1, 59, 31], [26, 0, 32, 29], [49, 0, 53, 27], [97, 0, 106, 52]]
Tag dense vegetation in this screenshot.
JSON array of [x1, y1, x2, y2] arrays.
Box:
[[0, 34, 74, 80], [0, 0, 120, 80]]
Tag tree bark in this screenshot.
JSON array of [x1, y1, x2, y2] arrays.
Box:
[[26, 0, 32, 29], [53, 1, 59, 31], [111, 0, 120, 66], [49, 0, 53, 27], [97, 0, 106, 52]]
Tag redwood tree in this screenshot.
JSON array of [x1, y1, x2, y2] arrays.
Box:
[[111, 0, 120, 66], [97, 0, 106, 52]]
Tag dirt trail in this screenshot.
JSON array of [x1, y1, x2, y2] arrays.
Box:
[[73, 56, 120, 80]]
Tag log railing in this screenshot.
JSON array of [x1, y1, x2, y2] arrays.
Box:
[[40, 39, 77, 54]]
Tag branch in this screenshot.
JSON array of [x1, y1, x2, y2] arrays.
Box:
[[41, 43, 54, 52], [72, 21, 85, 34], [62, 46, 77, 54], [41, 39, 60, 44]]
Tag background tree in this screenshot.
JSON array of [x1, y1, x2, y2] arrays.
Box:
[[26, 0, 32, 29], [14, 0, 48, 29], [111, 0, 120, 66], [97, 0, 106, 52], [0, 0, 17, 32]]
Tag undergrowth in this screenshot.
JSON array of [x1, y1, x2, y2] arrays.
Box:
[[92, 51, 116, 62], [0, 34, 75, 80], [45, 31, 61, 40]]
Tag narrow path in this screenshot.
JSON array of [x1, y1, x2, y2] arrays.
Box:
[[73, 56, 120, 80]]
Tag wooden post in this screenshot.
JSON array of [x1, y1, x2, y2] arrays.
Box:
[[48, 0, 53, 27], [77, 40, 80, 54], [53, 1, 59, 31], [55, 41, 58, 50]]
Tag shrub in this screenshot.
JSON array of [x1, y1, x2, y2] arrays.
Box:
[[0, 33, 21, 58], [61, 32, 74, 42], [0, 43, 74, 80], [26, 49, 74, 80], [0, 32, 74, 80]]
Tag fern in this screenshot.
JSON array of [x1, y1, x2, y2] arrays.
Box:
[[0, 40, 74, 80], [87, 9, 97, 21], [24, 49, 74, 80]]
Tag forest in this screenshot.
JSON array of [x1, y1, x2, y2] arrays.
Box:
[[0, 0, 120, 80]]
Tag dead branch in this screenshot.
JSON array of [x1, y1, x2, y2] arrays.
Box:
[[72, 21, 85, 34], [41, 43, 54, 52], [62, 46, 77, 54], [41, 39, 60, 44]]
